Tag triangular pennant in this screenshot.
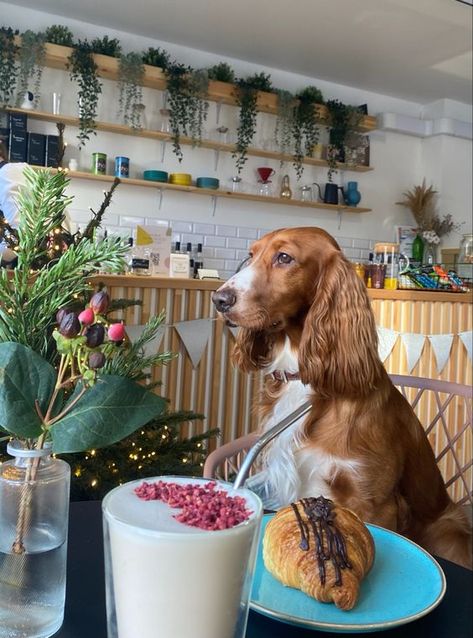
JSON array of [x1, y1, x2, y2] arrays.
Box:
[[376, 326, 399, 362], [428, 334, 454, 374], [228, 326, 240, 339], [458, 331, 473, 364], [400, 333, 426, 373], [125, 325, 166, 358], [174, 319, 212, 368]]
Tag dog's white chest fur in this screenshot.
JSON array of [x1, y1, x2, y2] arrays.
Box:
[[261, 338, 357, 507]]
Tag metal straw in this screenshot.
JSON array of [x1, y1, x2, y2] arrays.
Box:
[[233, 400, 312, 489]]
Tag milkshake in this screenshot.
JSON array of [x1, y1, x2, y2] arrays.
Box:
[[103, 476, 262, 638]]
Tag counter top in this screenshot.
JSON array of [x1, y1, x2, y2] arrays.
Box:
[[90, 275, 473, 303]]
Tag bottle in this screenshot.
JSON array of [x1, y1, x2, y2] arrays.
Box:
[[127, 235, 150, 276], [457, 233, 473, 281], [186, 242, 194, 276], [280, 175, 292, 199], [193, 243, 203, 278], [174, 241, 181, 254], [364, 252, 374, 288], [411, 234, 424, 266], [125, 237, 134, 273]]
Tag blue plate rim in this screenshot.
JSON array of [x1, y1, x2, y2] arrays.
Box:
[[250, 515, 447, 632]]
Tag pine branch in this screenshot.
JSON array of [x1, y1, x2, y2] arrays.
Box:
[[82, 178, 121, 241]]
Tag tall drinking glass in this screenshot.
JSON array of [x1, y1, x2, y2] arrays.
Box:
[[103, 476, 262, 638]]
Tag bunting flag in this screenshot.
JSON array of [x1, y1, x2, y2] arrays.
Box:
[[174, 318, 213, 368], [400, 333, 426, 373], [458, 331, 473, 364], [376, 326, 399, 362], [428, 334, 454, 374], [125, 324, 166, 357], [228, 326, 240, 340]]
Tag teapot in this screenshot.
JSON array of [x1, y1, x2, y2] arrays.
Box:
[[313, 182, 345, 205]]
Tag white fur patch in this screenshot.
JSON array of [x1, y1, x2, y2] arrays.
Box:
[[224, 264, 256, 295]]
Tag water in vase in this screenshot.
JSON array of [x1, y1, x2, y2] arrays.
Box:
[[0, 525, 67, 638]]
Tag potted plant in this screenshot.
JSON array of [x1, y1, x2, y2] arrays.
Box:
[[44, 24, 74, 47], [142, 46, 171, 69], [274, 89, 296, 162], [292, 86, 323, 180], [207, 62, 235, 83], [68, 39, 103, 147], [90, 35, 122, 57], [0, 26, 18, 106], [325, 99, 363, 181], [15, 29, 46, 109], [165, 62, 209, 161], [117, 52, 145, 129], [233, 72, 272, 174]]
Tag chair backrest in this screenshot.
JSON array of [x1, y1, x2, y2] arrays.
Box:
[[203, 433, 258, 482], [203, 375, 472, 505], [389, 374, 472, 505]]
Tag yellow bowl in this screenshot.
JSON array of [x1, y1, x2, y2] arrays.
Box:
[[169, 173, 192, 185]]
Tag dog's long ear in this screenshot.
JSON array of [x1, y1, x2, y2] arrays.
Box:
[[232, 328, 273, 373], [299, 254, 381, 397]]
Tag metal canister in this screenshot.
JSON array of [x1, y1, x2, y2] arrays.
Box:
[[114, 156, 130, 178], [91, 152, 107, 175]]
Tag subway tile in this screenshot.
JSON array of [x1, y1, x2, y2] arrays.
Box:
[[236, 249, 250, 261], [181, 234, 204, 246], [214, 247, 237, 259], [215, 224, 237, 237], [257, 228, 273, 238], [353, 238, 370, 249], [204, 258, 225, 270], [335, 236, 353, 249], [171, 221, 193, 233], [237, 227, 258, 239], [225, 260, 241, 272], [68, 209, 93, 224], [204, 236, 226, 248], [226, 237, 248, 249], [202, 247, 215, 259], [193, 222, 215, 235], [343, 247, 361, 259], [119, 215, 146, 227], [145, 218, 170, 227], [220, 270, 233, 281]]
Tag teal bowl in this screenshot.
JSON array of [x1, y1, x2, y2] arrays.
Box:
[[143, 170, 168, 183], [196, 177, 219, 190]]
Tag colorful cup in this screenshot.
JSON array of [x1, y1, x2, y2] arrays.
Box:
[[115, 156, 130, 178], [92, 152, 107, 175]]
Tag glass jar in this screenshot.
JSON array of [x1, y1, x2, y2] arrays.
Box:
[[0, 440, 70, 638], [458, 233, 473, 281], [374, 242, 410, 290]]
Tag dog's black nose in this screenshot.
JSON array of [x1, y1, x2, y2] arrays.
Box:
[[212, 289, 237, 313]]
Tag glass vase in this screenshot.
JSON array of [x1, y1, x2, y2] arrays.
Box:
[[0, 440, 70, 638], [422, 242, 437, 266]]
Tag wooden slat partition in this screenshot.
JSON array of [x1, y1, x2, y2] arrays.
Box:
[[95, 276, 472, 498]]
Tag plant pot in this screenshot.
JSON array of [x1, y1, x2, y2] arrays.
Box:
[[0, 440, 70, 638]]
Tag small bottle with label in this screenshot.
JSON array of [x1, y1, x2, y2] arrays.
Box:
[[186, 242, 194, 277], [174, 240, 181, 254], [193, 243, 203, 278], [128, 235, 151, 276]]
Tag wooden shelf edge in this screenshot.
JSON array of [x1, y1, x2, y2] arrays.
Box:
[[36, 167, 371, 213], [14, 38, 377, 131], [5, 107, 373, 174]]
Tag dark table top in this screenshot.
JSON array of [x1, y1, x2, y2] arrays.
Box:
[[56, 500, 472, 638]]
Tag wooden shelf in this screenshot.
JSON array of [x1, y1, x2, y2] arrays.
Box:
[[42, 168, 372, 213], [15, 40, 377, 132], [6, 107, 374, 174]]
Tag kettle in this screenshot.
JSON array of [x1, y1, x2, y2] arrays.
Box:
[[313, 182, 345, 205]]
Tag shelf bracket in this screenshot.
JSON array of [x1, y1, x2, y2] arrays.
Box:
[[213, 149, 220, 171], [215, 99, 223, 125], [157, 188, 164, 210], [162, 91, 168, 109], [337, 209, 343, 230], [160, 140, 167, 163], [211, 195, 217, 217]]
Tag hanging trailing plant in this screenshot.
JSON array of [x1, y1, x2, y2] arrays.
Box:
[[90, 35, 122, 57], [233, 72, 272, 175], [44, 24, 74, 47], [325, 99, 364, 181], [274, 89, 295, 162], [15, 30, 46, 108], [117, 52, 145, 129], [207, 62, 235, 83], [0, 27, 18, 106], [68, 40, 102, 148], [142, 47, 170, 69], [165, 63, 209, 161], [292, 86, 323, 180]]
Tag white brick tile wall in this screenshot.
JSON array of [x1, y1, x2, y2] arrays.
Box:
[[204, 236, 226, 248], [226, 237, 248, 249], [215, 247, 238, 259], [215, 224, 237, 236], [237, 227, 258, 239], [193, 223, 215, 235]]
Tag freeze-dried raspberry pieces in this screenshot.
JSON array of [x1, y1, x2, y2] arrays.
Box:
[[134, 480, 252, 531]]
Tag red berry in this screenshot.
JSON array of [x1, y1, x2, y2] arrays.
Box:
[[78, 308, 94, 325], [108, 322, 125, 342]]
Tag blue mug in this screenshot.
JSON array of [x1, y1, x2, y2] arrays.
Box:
[[115, 156, 129, 178]]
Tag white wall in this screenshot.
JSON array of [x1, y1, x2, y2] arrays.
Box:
[[2, 1, 471, 273]]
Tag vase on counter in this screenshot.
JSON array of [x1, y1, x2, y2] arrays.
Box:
[[411, 233, 424, 265], [0, 440, 70, 638], [422, 242, 437, 266], [344, 181, 361, 207]]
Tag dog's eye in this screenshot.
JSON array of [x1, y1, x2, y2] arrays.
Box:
[[276, 252, 293, 265], [236, 254, 252, 272]]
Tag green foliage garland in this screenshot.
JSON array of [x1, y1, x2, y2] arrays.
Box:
[[292, 86, 323, 180], [207, 62, 235, 83], [44, 25, 74, 47], [274, 89, 296, 161], [90, 35, 121, 57], [325, 99, 364, 181], [118, 52, 145, 129], [16, 30, 46, 108], [142, 47, 170, 69], [68, 40, 103, 147], [0, 26, 18, 106]]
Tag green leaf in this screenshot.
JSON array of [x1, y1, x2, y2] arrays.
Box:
[[49, 375, 167, 453], [0, 342, 57, 438]]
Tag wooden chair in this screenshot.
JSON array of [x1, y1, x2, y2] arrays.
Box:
[[203, 375, 473, 506]]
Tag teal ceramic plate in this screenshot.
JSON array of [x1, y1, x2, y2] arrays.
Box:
[[250, 514, 446, 633]]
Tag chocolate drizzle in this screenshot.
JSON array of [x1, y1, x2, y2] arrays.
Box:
[[292, 496, 352, 586]]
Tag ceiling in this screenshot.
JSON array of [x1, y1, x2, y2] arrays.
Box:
[[8, 0, 473, 104]]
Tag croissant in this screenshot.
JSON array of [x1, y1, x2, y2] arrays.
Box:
[[263, 496, 375, 610]]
